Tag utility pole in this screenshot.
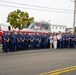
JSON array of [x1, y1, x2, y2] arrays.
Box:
[[73, 0, 76, 33]]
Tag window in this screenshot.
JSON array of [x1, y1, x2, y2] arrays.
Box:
[[27, 22, 51, 30], [60, 27, 61, 29], [52, 27, 54, 29]]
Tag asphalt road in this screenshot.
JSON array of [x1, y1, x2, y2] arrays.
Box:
[[0, 48, 76, 75]]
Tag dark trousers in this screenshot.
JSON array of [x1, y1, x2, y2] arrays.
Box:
[[66, 40, 70, 48], [25, 41, 29, 49], [16, 42, 20, 50], [12, 43, 16, 51], [57, 40, 61, 48], [30, 42, 34, 49], [38, 42, 41, 49], [62, 40, 65, 48], [3, 42, 9, 52], [71, 40, 75, 48], [34, 41, 38, 49], [20, 42, 25, 50]]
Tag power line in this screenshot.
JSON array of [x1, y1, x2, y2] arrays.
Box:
[[0, 0, 74, 12], [0, 4, 73, 13], [64, 3, 73, 25]]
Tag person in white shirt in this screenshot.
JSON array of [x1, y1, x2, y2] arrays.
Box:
[[57, 32, 62, 48], [49, 33, 53, 49]]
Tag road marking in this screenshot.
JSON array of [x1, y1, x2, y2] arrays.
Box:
[[37, 65, 76, 75]]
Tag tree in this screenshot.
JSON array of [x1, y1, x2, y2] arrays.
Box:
[[74, 27, 76, 32], [7, 9, 34, 29]]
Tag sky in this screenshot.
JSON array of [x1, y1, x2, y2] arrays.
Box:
[[0, 0, 75, 27]]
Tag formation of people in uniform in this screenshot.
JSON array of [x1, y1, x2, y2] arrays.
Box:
[[1, 31, 76, 53]]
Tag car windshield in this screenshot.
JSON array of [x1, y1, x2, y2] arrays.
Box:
[[28, 22, 50, 30]]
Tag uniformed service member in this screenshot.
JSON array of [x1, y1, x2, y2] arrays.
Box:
[[3, 31, 9, 52], [37, 34, 41, 49], [65, 34, 70, 48], [20, 32, 25, 50], [70, 33, 75, 48], [25, 33, 29, 50], [29, 34, 34, 49], [34, 33, 38, 49], [57, 32, 62, 48], [16, 31, 21, 50], [11, 32, 17, 51]]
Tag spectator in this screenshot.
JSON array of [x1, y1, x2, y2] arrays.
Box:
[[49, 33, 53, 49], [53, 33, 58, 49]]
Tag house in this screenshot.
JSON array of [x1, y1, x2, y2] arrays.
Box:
[[50, 24, 66, 33], [0, 23, 13, 31]]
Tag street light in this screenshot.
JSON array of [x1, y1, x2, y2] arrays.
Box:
[[70, 0, 76, 33]]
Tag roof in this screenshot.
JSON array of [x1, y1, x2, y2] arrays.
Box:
[[32, 21, 50, 25], [50, 24, 67, 27]]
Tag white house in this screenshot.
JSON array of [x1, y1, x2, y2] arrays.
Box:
[[0, 23, 13, 31], [50, 24, 67, 33]]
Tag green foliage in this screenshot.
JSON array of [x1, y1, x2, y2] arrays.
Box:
[[74, 27, 76, 32], [7, 9, 34, 29]]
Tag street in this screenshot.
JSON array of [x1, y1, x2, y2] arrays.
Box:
[[0, 48, 76, 75]]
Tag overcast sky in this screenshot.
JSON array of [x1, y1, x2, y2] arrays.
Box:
[[0, 0, 74, 27]]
